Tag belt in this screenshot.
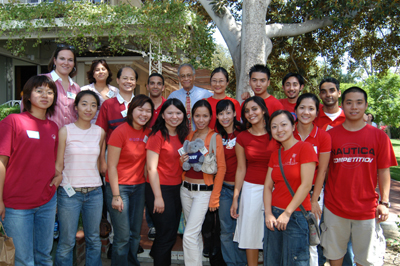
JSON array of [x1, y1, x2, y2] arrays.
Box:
[[222, 182, 234, 190], [183, 181, 213, 191], [73, 187, 98, 194]]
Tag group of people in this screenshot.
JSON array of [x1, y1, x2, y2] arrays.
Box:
[[0, 43, 396, 266]]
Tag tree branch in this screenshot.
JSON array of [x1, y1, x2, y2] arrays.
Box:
[[266, 17, 333, 38]]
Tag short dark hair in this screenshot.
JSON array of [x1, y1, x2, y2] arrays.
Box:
[[249, 64, 271, 80], [282, 73, 305, 87], [319, 77, 340, 91], [241, 96, 271, 137], [147, 73, 164, 85], [192, 99, 212, 118], [341, 86, 368, 104], [210, 67, 229, 83], [87, 59, 113, 84], [47, 45, 77, 78], [74, 90, 100, 108], [215, 99, 245, 139], [295, 93, 320, 113], [150, 98, 189, 144], [23, 75, 58, 116], [366, 113, 374, 122], [117, 66, 138, 80], [270, 110, 295, 129], [126, 95, 154, 129]]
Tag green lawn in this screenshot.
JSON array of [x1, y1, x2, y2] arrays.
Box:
[[390, 139, 400, 181]]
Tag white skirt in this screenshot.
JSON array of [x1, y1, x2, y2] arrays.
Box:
[[233, 181, 264, 249]]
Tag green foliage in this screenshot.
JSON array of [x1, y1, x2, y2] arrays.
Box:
[[389, 139, 400, 181], [0, 1, 215, 67], [0, 105, 20, 121]]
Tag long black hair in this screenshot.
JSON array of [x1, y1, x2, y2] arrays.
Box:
[[241, 96, 271, 137], [215, 99, 245, 139], [150, 98, 189, 144]]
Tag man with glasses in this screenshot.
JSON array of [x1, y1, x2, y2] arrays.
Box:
[[168, 63, 213, 129]]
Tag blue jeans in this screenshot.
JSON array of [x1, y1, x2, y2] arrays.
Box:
[[55, 187, 103, 266], [3, 192, 56, 266], [264, 206, 310, 266], [106, 182, 145, 266], [218, 183, 247, 266]]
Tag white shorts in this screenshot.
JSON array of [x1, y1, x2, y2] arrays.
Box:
[[320, 207, 385, 266], [233, 181, 264, 249]]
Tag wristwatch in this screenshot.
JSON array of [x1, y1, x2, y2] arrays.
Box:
[[379, 201, 391, 208]]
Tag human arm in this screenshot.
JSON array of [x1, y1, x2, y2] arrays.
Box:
[[264, 167, 276, 231], [107, 145, 123, 212], [51, 127, 67, 188], [147, 150, 164, 213], [276, 162, 315, 231], [96, 104, 109, 176], [0, 156, 9, 220], [99, 139, 107, 176], [208, 134, 226, 211], [376, 168, 391, 222], [241, 91, 250, 101], [311, 152, 330, 220], [230, 143, 246, 219], [98, 129, 106, 173]]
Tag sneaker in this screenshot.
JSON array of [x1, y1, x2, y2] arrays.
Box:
[[148, 227, 156, 241]]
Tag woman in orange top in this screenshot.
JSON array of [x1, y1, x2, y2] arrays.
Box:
[[180, 99, 226, 266]]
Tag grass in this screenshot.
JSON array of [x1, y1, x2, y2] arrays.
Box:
[[390, 139, 400, 181]]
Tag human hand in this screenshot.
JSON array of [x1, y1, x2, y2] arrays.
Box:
[[100, 160, 107, 176], [180, 153, 189, 163], [311, 201, 322, 220], [275, 211, 291, 231], [0, 201, 5, 221], [241, 91, 250, 101], [376, 204, 389, 222], [230, 200, 239, 219], [265, 213, 277, 231], [50, 172, 63, 188], [209, 207, 218, 212], [112, 196, 124, 212], [154, 197, 165, 214]]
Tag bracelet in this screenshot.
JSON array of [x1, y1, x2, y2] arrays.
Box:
[[112, 195, 120, 198]]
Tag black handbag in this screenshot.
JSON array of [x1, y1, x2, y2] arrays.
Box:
[[278, 148, 321, 246]]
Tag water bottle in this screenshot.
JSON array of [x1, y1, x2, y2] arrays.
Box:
[[54, 217, 59, 239]]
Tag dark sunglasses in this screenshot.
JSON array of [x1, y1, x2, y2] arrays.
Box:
[[57, 44, 75, 50]]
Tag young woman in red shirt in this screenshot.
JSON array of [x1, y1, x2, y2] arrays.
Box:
[[145, 98, 189, 266], [230, 96, 278, 266], [106, 95, 154, 266], [263, 110, 318, 265]]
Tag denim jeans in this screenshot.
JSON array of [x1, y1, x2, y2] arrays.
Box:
[[3, 192, 56, 266], [55, 187, 103, 266], [264, 206, 310, 266], [106, 182, 145, 266], [219, 183, 247, 266]]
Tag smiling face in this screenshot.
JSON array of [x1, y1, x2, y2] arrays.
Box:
[[283, 76, 303, 100], [319, 82, 341, 107], [117, 68, 136, 93], [193, 106, 211, 130], [270, 113, 295, 143], [295, 98, 317, 125], [244, 100, 265, 126], [131, 102, 152, 129], [178, 66, 195, 91], [217, 105, 235, 131], [211, 72, 228, 95], [342, 92, 368, 122], [92, 63, 109, 83], [30, 85, 55, 111], [249, 72, 270, 99], [54, 50, 75, 78], [162, 104, 184, 132], [75, 94, 98, 122], [147, 76, 165, 98]]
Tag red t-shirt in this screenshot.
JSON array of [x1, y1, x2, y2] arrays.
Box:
[[269, 142, 318, 211], [236, 130, 279, 185], [264, 95, 284, 116], [294, 124, 331, 183], [146, 131, 183, 185], [96, 97, 127, 144], [314, 106, 346, 131], [325, 125, 397, 220], [279, 98, 297, 119], [0, 112, 58, 209], [207, 96, 241, 130], [222, 130, 241, 182], [106, 122, 150, 185], [148, 97, 167, 128]]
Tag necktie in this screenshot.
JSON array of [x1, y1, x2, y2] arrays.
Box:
[[186, 92, 191, 130]]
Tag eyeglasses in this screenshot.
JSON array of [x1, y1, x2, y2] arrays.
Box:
[[179, 74, 193, 79], [211, 80, 227, 85], [57, 44, 75, 51], [33, 89, 55, 96]]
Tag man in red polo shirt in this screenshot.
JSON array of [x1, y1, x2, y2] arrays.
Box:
[[315, 77, 346, 131], [279, 72, 305, 118], [147, 73, 167, 128]]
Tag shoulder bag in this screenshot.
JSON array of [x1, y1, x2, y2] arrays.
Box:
[[201, 133, 218, 175]]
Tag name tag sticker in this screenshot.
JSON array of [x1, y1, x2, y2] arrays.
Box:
[[143, 135, 148, 143], [121, 109, 127, 118], [178, 147, 185, 156], [227, 138, 236, 149], [314, 146, 318, 154], [200, 146, 208, 155], [67, 92, 76, 99], [326, 125, 333, 131], [106, 90, 114, 98], [26, 130, 40, 139], [63, 183, 76, 197]]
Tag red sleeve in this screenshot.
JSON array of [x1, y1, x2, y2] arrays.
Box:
[[319, 129, 331, 153], [146, 133, 163, 154], [236, 131, 245, 147], [108, 125, 125, 148], [268, 150, 278, 168], [96, 101, 109, 132], [0, 116, 13, 157], [299, 142, 319, 165]]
